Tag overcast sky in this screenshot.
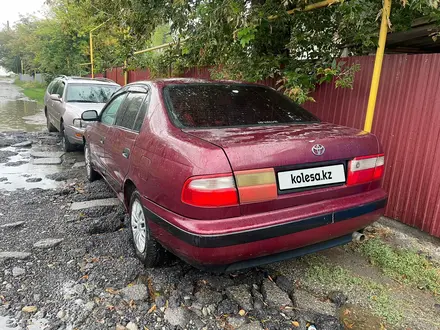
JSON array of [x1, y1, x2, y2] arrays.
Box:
[[0, 0, 46, 27]]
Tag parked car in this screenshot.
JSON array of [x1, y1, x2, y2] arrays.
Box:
[[44, 76, 120, 151], [82, 79, 387, 272]]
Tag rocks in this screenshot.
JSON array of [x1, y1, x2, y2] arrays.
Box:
[[33, 238, 64, 249], [164, 307, 191, 327], [217, 299, 239, 315], [295, 290, 337, 317], [126, 322, 138, 330], [328, 291, 348, 307], [11, 141, 32, 148], [84, 212, 124, 235], [226, 284, 254, 311], [21, 306, 37, 313], [121, 284, 148, 301], [56, 310, 66, 319], [0, 252, 31, 260], [261, 279, 293, 308], [227, 316, 246, 328], [0, 150, 18, 163], [239, 322, 264, 330], [33, 158, 62, 165], [72, 161, 86, 168], [155, 296, 167, 308], [5, 161, 27, 167], [0, 177, 7, 182], [26, 178, 42, 183], [195, 287, 223, 306], [275, 275, 295, 297], [12, 267, 26, 277], [70, 198, 121, 211], [0, 221, 25, 229], [30, 151, 65, 158]]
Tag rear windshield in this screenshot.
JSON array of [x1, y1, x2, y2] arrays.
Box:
[[163, 84, 318, 128], [66, 84, 119, 103]]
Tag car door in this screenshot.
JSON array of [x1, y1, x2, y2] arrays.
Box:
[[52, 81, 66, 130], [105, 87, 149, 194], [89, 92, 128, 175], [46, 80, 60, 125]]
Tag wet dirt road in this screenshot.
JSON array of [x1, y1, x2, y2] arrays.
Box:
[[0, 79, 46, 132]]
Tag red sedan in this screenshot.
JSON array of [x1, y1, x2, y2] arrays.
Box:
[[82, 79, 387, 272]]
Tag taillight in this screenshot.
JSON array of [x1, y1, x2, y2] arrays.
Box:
[[347, 154, 385, 186], [181, 174, 238, 207], [235, 168, 277, 204]]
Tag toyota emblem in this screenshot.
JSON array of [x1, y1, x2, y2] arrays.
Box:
[[312, 144, 325, 156]]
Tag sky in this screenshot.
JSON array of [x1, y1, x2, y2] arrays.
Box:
[[0, 0, 46, 27]]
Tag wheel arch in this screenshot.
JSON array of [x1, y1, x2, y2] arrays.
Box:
[[123, 179, 137, 211]]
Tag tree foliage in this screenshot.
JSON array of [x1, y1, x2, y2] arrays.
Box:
[[1, 0, 440, 101]]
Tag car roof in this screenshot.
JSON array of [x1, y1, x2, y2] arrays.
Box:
[[56, 76, 119, 86], [126, 78, 261, 88]]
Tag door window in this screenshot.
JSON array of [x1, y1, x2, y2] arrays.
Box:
[[115, 92, 146, 130], [56, 82, 65, 98], [101, 93, 127, 125], [50, 81, 61, 95], [47, 80, 57, 94], [133, 95, 149, 132]]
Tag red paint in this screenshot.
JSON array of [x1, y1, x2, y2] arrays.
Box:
[[85, 79, 387, 268]]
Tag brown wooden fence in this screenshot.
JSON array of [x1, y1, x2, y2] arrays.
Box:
[[94, 54, 440, 237]]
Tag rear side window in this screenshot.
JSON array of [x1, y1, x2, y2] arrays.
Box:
[[115, 92, 146, 130], [56, 82, 65, 97], [164, 84, 318, 128]]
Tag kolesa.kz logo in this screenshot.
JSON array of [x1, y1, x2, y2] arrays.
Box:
[[291, 170, 332, 184]]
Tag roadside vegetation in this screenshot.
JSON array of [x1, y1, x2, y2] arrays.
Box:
[[357, 237, 440, 294], [1, 1, 440, 103], [14, 79, 46, 104]]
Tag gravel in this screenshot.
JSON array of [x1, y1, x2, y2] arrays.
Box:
[[0, 131, 345, 330]]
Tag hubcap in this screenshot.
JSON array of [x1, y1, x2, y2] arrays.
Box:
[[131, 199, 147, 253]]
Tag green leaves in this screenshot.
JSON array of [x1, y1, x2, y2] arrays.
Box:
[[236, 26, 257, 48]]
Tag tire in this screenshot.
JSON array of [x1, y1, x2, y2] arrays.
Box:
[[84, 142, 99, 182], [129, 191, 165, 268], [60, 123, 75, 152], [46, 112, 57, 132]]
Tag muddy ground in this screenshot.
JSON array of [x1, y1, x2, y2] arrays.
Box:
[[0, 82, 440, 330]]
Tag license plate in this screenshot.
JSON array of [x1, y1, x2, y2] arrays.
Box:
[[277, 164, 345, 190]]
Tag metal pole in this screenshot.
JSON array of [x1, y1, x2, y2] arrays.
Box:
[[124, 60, 128, 85], [364, 0, 391, 132], [90, 31, 94, 78]]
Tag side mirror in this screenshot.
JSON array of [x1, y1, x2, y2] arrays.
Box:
[[81, 110, 99, 121], [50, 94, 61, 102]]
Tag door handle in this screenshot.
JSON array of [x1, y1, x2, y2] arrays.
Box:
[[100, 137, 105, 144], [122, 148, 130, 159]]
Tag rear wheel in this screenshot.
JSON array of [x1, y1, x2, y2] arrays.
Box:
[[60, 123, 75, 152], [84, 142, 99, 182], [129, 191, 165, 268], [46, 111, 57, 132]]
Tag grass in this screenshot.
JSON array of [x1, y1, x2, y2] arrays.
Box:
[[357, 238, 440, 295], [14, 79, 47, 104], [303, 255, 403, 326]]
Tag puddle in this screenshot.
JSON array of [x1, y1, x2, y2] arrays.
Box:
[[0, 315, 18, 329], [0, 146, 63, 191], [0, 80, 46, 132]]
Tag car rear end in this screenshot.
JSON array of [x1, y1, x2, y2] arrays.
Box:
[[149, 81, 387, 271]]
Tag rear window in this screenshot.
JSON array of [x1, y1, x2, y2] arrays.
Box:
[[164, 84, 318, 128]]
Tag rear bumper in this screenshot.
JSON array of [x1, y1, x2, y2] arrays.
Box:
[[142, 189, 387, 271]]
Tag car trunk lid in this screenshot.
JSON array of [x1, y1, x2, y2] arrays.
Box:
[[183, 123, 380, 214]]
